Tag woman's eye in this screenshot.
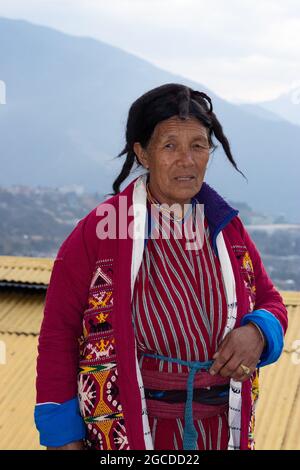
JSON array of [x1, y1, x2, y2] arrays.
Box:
[[164, 143, 206, 149]]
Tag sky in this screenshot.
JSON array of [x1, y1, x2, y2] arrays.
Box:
[[0, 0, 300, 103]]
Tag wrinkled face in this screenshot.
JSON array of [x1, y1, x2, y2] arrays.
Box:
[[133, 115, 210, 207]]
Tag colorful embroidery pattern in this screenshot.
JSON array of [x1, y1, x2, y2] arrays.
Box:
[[232, 245, 256, 313], [82, 311, 112, 338], [77, 259, 130, 450], [88, 289, 113, 310], [81, 334, 116, 364], [84, 419, 129, 450], [90, 264, 113, 288], [232, 244, 259, 450], [248, 369, 260, 450]]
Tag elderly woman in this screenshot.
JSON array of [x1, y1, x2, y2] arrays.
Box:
[[34, 83, 288, 451]]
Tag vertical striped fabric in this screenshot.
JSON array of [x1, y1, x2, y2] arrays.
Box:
[[132, 199, 230, 450]]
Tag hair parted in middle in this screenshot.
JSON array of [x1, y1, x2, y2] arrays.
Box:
[[111, 83, 246, 195]]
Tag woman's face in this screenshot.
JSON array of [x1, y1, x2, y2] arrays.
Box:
[[133, 115, 210, 207]]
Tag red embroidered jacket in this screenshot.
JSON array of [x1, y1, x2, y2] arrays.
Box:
[[34, 175, 288, 449]]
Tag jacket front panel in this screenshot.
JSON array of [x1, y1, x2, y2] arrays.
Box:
[[77, 176, 249, 449]]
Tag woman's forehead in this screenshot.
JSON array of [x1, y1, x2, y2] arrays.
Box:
[[154, 116, 208, 139]]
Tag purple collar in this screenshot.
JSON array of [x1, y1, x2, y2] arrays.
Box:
[[195, 182, 239, 255], [143, 177, 239, 256]]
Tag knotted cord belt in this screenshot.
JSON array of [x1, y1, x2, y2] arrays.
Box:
[[141, 352, 229, 450]]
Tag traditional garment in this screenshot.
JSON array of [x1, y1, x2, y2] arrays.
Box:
[[34, 173, 288, 450], [132, 198, 231, 449]]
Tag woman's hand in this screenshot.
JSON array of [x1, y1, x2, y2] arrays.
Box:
[[209, 323, 265, 382], [47, 440, 85, 450]]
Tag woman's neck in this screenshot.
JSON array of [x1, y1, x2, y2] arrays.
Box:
[[146, 182, 192, 221]]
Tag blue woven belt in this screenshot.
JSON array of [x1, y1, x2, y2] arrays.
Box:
[[141, 352, 214, 450]]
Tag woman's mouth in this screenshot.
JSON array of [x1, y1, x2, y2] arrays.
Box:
[[174, 176, 195, 182]]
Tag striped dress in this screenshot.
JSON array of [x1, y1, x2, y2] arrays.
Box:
[[132, 198, 230, 450]]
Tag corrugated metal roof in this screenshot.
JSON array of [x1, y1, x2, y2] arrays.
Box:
[[0, 256, 53, 287], [281, 290, 300, 306], [0, 288, 44, 335], [255, 296, 300, 450], [0, 287, 45, 450], [0, 282, 299, 449], [0, 333, 43, 450]]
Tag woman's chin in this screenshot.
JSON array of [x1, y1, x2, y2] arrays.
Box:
[[172, 181, 203, 198]]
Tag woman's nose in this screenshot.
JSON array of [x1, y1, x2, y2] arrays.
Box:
[[177, 150, 195, 166]]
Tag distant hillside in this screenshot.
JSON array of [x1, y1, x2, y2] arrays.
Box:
[[0, 185, 299, 290], [244, 89, 300, 127], [0, 185, 272, 258], [0, 17, 299, 222], [0, 185, 104, 257], [247, 225, 300, 291]]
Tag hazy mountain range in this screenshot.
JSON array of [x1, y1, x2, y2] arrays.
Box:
[[240, 89, 300, 127], [0, 17, 299, 222]]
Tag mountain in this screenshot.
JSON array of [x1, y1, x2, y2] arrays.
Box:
[[244, 90, 300, 127], [0, 17, 299, 222], [237, 104, 286, 123]]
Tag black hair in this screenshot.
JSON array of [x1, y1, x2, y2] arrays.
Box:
[[110, 83, 246, 195]]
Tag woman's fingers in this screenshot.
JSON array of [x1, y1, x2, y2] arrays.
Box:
[[210, 353, 255, 381], [219, 357, 247, 379], [209, 325, 263, 380], [209, 344, 233, 376], [230, 362, 255, 382]]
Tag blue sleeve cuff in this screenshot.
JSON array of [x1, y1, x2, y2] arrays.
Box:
[[34, 397, 86, 447], [241, 309, 284, 367]]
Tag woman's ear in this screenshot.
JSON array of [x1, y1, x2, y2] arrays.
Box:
[[133, 142, 149, 169]]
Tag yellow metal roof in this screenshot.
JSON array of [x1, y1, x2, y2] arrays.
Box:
[[255, 296, 300, 450], [0, 256, 53, 287], [281, 290, 300, 306], [0, 288, 44, 335], [0, 287, 45, 450], [0, 333, 42, 450], [0, 277, 299, 449]]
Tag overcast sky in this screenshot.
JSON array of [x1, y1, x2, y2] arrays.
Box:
[[1, 0, 300, 102]]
